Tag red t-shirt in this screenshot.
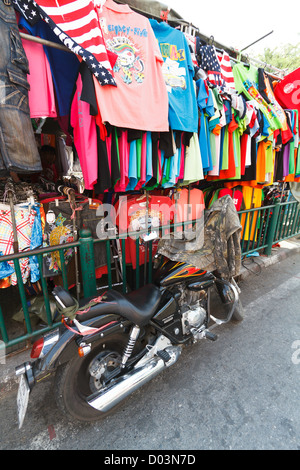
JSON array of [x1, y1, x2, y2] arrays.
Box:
[[218, 188, 243, 211], [116, 194, 173, 268], [274, 68, 300, 125]]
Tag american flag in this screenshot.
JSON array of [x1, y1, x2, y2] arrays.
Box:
[[216, 51, 235, 89], [13, 0, 116, 86]]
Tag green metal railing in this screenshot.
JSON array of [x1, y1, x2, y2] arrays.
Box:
[[238, 204, 275, 256], [0, 240, 79, 349], [0, 199, 299, 351], [237, 200, 300, 257], [273, 200, 300, 246]]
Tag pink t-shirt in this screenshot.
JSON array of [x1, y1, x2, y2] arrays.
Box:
[[114, 129, 129, 192], [22, 38, 57, 118], [70, 73, 98, 190], [94, 0, 169, 132]]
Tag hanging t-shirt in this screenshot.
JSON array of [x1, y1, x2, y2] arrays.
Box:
[[18, 16, 80, 117], [150, 19, 198, 133], [70, 63, 98, 190], [197, 45, 223, 87], [183, 32, 198, 69], [93, 0, 168, 132], [218, 188, 243, 211], [218, 113, 239, 180], [240, 186, 263, 241], [197, 79, 215, 171], [21, 37, 57, 119], [14, 0, 116, 86], [216, 50, 235, 89], [114, 129, 130, 192], [182, 133, 204, 184], [127, 138, 139, 191], [115, 194, 173, 269], [232, 63, 282, 131], [258, 68, 291, 142], [172, 188, 204, 225], [273, 67, 300, 123]]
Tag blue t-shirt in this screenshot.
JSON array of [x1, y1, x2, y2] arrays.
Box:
[[197, 79, 215, 172], [149, 20, 198, 133]]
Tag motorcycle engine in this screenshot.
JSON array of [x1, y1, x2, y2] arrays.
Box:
[[181, 302, 207, 336], [176, 285, 208, 336]]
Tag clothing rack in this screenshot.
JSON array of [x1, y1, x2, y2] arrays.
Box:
[[229, 56, 284, 80], [17, 3, 285, 80], [19, 31, 70, 54], [173, 21, 284, 77], [242, 56, 286, 78]]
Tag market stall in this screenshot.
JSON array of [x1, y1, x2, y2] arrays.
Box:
[[1, 0, 299, 302]]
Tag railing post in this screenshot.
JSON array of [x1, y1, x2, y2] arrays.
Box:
[[79, 228, 97, 298], [265, 200, 281, 256]]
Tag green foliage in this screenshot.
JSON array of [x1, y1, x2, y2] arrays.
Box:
[[257, 43, 300, 74]]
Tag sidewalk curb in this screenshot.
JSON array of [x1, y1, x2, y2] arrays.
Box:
[[238, 238, 300, 281], [1, 237, 300, 396]]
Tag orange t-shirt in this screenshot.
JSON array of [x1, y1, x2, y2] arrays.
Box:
[[94, 0, 169, 132]]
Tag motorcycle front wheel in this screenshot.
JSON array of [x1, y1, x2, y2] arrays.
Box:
[[211, 278, 244, 323], [54, 332, 129, 422]]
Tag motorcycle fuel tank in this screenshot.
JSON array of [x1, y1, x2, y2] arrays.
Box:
[[154, 259, 213, 287]]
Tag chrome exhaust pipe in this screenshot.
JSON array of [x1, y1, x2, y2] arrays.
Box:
[[87, 346, 181, 412]]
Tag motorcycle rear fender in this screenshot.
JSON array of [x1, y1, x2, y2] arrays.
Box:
[[31, 313, 132, 382]]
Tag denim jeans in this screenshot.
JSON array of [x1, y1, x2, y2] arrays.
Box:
[[0, 0, 42, 173]]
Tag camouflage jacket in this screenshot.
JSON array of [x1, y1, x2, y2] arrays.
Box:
[[157, 195, 242, 279]]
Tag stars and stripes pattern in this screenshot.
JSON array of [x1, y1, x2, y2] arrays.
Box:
[[13, 0, 40, 24], [216, 51, 235, 89], [13, 0, 116, 86], [197, 45, 236, 90], [198, 45, 222, 73], [197, 45, 224, 87]]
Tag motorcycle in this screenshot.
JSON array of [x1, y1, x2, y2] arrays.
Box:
[[15, 256, 243, 428]]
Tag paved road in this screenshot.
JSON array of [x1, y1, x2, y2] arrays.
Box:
[[1, 253, 300, 451]]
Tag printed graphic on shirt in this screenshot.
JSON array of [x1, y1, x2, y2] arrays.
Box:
[[43, 211, 74, 276], [106, 36, 145, 85], [158, 42, 187, 93], [160, 43, 186, 61], [243, 79, 277, 122], [162, 58, 186, 92], [283, 80, 300, 106]]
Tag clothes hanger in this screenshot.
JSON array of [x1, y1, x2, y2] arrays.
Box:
[[208, 35, 214, 46]]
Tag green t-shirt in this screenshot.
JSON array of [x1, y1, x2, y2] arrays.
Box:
[[232, 63, 282, 131]]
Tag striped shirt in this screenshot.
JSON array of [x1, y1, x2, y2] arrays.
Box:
[[216, 51, 235, 89]]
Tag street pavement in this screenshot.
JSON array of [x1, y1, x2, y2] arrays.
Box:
[[0, 239, 300, 451]]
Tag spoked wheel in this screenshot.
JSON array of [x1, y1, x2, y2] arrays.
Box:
[[54, 332, 129, 422]]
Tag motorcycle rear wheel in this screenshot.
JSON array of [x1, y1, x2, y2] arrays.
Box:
[[54, 332, 129, 422]]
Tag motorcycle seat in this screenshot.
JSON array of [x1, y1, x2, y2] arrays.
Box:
[[76, 284, 162, 327]]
